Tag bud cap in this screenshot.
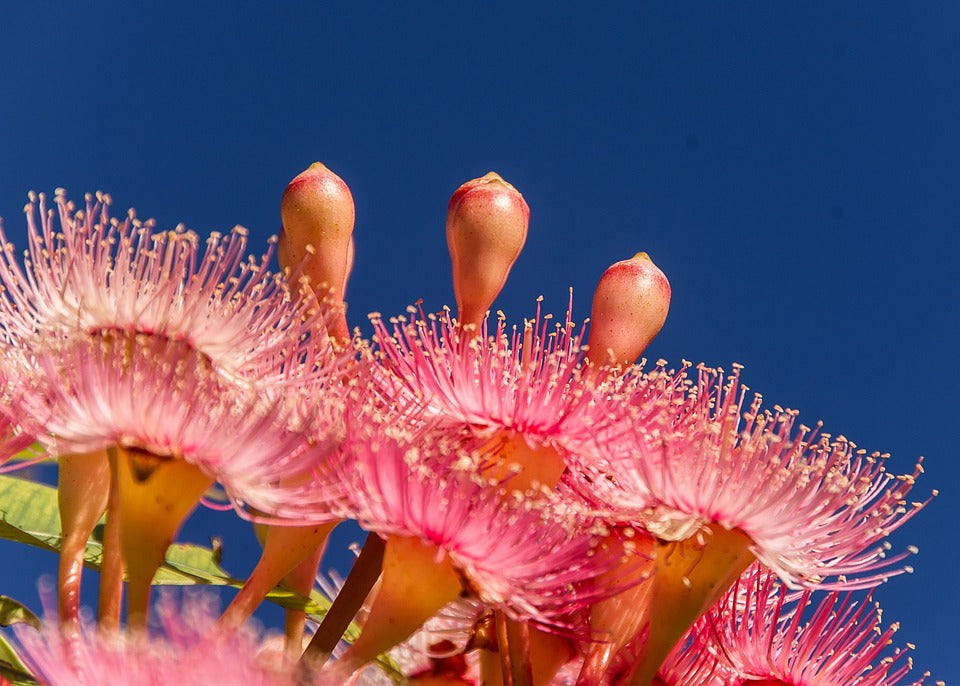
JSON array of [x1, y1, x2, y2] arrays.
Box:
[[587, 252, 671, 368], [446, 172, 529, 328], [279, 162, 355, 342]]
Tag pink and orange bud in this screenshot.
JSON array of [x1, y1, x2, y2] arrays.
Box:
[[586, 252, 670, 369], [279, 162, 355, 342], [446, 172, 529, 329]]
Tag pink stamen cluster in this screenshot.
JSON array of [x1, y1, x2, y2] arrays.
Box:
[[370, 296, 597, 445], [658, 564, 931, 685], [567, 365, 930, 590], [0, 190, 326, 385]]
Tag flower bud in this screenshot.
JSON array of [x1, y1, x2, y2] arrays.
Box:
[[446, 172, 529, 329], [279, 162, 355, 342], [586, 252, 670, 369]]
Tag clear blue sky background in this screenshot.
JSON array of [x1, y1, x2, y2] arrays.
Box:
[[1, 3, 956, 682]]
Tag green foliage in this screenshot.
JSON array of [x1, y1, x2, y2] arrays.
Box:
[[0, 473, 335, 615]]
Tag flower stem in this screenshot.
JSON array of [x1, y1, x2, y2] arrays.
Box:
[[57, 450, 109, 632], [300, 532, 385, 669], [218, 521, 335, 636], [282, 541, 328, 665], [97, 447, 123, 632]]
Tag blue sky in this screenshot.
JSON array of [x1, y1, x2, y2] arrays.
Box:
[[1, 3, 957, 681]]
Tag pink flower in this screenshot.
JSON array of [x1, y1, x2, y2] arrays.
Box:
[[14, 593, 294, 686], [694, 565, 934, 686], [0, 189, 350, 516], [317, 408, 643, 683], [369, 298, 644, 496], [570, 364, 930, 591], [338, 416, 626, 628], [0, 188, 352, 629]]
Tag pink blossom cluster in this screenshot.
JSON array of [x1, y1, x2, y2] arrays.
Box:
[[0, 166, 938, 686]]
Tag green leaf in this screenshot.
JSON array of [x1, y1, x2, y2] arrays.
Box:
[[0, 597, 40, 631], [0, 474, 63, 554], [0, 632, 38, 685]]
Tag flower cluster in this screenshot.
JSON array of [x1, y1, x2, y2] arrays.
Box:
[[0, 165, 938, 686]]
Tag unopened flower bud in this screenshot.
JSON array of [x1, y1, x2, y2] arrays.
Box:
[[587, 252, 671, 369], [279, 162, 355, 342], [446, 172, 529, 329]]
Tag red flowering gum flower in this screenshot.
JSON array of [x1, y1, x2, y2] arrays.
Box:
[[8, 331, 347, 628], [343, 424, 624, 624], [0, 188, 352, 629], [693, 565, 936, 686], [320, 411, 641, 681], [573, 364, 931, 591], [565, 364, 932, 685], [372, 299, 591, 440]]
